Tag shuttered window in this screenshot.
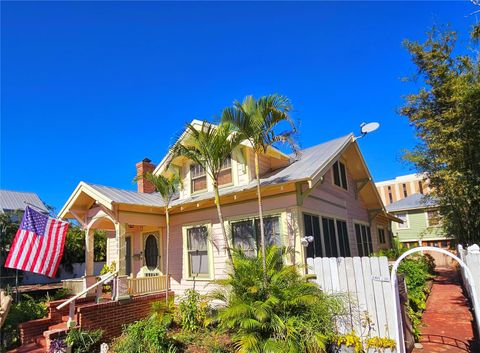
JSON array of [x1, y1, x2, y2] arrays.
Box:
[[191, 164, 207, 192]]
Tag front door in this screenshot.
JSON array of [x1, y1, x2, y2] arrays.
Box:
[[144, 233, 160, 271]]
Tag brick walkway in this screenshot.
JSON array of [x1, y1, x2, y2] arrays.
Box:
[[413, 268, 478, 353]]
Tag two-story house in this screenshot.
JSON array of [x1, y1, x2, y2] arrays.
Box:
[[58, 120, 398, 296]]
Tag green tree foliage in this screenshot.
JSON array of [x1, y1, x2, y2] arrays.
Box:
[[60, 225, 107, 272], [221, 95, 298, 283], [211, 246, 342, 353], [171, 121, 244, 264], [401, 24, 480, 244]]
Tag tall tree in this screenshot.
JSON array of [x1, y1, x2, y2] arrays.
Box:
[[401, 25, 480, 244], [171, 121, 244, 265], [221, 94, 298, 284], [134, 172, 182, 302]]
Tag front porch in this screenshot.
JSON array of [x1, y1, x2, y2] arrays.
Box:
[[58, 182, 171, 298]]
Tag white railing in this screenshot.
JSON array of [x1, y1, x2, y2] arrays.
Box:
[[128, 275, 169, 296], [57, 271, 118, 327]]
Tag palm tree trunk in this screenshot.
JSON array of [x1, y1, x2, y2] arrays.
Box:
[[255, 152, 267, 285], [165, 207, 170, 303], [214, 184, 233, 265]]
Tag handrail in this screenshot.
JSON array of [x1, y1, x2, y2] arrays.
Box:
[[57, 271, 118, 310]]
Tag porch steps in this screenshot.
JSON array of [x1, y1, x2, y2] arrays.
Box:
[[7, 336, 45, 353]]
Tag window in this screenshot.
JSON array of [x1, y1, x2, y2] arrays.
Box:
[[402, 183, 408, 198], [186, 226, 209, 277], [387, 186, 393, 204], [378, 228, 386, 244], [304, 214, 322, 258], [145, 234, 159, 271], [303, 214, 350, 258], [336, 220, 351, 257], [427, 210, 441, 226], [418, 181, 424, 195], [396, 213, 409, 229], [191, 163, 207, 193], [332, 161, 348, 190], [355, 223, 373, 257], [231, 216, 281, 256], [218, 157, 232, 186]]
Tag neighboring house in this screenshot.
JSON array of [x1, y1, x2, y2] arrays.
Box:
[[386, 193, 450, 248], [376, 173, 431, 206], [58, 120, 399, 296], [0, 189, 49, 219]]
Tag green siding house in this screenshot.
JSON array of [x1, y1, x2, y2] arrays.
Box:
[[386, 193, 452, 249]]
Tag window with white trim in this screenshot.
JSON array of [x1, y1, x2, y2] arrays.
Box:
[[396, 213, 409, 229], [231, 216, 281, 257], [332, 161, 348, 190], [190, 163, 207, 193], [355, 223, 373, 257], [186, 226, 209, 277]]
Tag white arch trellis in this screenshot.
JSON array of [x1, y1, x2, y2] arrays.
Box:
[[390, 246, 480, 353]]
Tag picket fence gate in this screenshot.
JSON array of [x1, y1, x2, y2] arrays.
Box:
[[306, 256, 396, 339]]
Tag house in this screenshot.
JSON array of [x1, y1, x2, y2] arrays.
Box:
[[58, 120, 398, 297], [376, 173, 431, 206], [0, 189, 49, 219]]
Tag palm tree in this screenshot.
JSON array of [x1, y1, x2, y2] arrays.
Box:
[[221, 94, 298, 285], [134, 172, 182, 303], [171, 121, 244, 265]]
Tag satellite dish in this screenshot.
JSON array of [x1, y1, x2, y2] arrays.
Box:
[[360, 122, 380, 135]]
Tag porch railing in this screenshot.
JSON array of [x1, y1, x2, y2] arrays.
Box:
[[57, 271, 119, 327], [128, 275, 169, 296]]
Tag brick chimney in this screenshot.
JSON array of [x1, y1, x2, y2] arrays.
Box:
[[135, 158, 156, 193]]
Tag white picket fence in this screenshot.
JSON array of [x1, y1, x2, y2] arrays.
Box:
[[458, 244, 480, 316], [307, 256, 395, 339]]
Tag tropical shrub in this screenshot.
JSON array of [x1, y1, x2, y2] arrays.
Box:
[[177, 289, 208, 331], [111, 318, 179, 353], [211, 245, 343, 353], [65, 328, 103, 353]]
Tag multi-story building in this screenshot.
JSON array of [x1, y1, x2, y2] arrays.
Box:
[[375, 173, 430, 206]]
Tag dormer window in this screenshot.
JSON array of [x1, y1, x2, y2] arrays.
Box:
[[332, 161, 348, 190], [218, 156, 232, 186], [191, 163, 207, 193]]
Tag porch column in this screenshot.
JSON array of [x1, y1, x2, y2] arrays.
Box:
[[115, 222, 127, 275], [85, 227, 94, 276]]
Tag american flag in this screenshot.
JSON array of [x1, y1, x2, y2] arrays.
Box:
[[5, 206, 69, 278]]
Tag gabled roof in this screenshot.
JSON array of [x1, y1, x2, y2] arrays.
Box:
[[386, 193, 438, 212], [0, 190, 49, 214]]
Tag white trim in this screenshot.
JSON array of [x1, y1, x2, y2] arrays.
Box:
[[182, 221, 214, 281], [395, 212, 410, 230]]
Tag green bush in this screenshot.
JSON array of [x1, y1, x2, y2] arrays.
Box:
[[177, 289, 208, 331], [111, 318, 179, 353], [2, 294, 48, 349], [397, 254, 435, 340], [65, 328, 103, 353], [211, 245, 343, 353]]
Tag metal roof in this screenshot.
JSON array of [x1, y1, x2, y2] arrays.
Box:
[[79, 134, 354, 208], [0, 190, 49, 213], [386, 193, 438, 212]]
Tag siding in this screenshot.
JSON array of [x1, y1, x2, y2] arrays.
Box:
[[393, 209, 446, 242], [302, 165, 384, 256]]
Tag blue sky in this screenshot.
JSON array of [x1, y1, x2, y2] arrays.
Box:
[[1, 1, 477, 211]]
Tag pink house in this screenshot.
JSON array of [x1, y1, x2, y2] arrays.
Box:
[[58, 120, 398, 297]]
